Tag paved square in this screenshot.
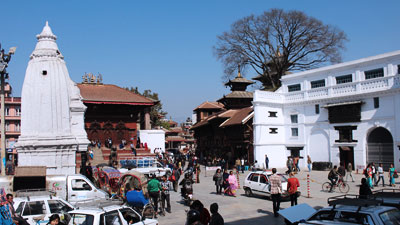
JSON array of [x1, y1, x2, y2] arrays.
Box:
[[157, 167, 388, 224]]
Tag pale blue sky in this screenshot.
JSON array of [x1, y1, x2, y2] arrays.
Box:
[[1, 0, 400, 122]]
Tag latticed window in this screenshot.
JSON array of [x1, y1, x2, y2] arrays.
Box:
[[336, 74, 352, 84], [365, 68, 384, 80], [311, 79, 325, 89], [288, 84, 301, 92]]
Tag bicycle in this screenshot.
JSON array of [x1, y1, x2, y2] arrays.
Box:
[[322, 178, 350, 193]]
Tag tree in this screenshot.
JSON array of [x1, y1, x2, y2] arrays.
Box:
[[214, 8, 348, 90], [125, 87, 168, 128]]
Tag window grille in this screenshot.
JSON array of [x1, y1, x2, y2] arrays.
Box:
[[336, 74, 353, 84], [365, 68, 384, 80], [311, 79, 325, 89], [288, 84, 301, 92]]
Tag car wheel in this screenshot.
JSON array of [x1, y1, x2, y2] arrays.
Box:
[[245, 188, 253, 197]]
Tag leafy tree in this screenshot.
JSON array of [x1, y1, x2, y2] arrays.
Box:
[[214, 8, 348, 90], [125, 87, 168, 128]]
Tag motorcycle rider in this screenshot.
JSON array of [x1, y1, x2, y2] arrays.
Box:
[[180, 172, 194, 199]]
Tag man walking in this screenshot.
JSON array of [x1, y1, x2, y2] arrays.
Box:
[[265, 155, 269, 170], [376, 163, 385, 186], [270, 168, 282, 217], [240, 158, 245, 173]]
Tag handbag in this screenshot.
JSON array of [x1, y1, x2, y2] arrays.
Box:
[[394, 170, 399, 178], [296, 191, 301, 197]]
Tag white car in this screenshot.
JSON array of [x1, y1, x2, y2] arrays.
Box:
[[68, 205, 158, 225], [14, 195, 74, 225], [243, 171, 289, 199]]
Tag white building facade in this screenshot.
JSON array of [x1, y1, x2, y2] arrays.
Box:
[[15, 22, 89, 175], [253, 51, 400, 170]]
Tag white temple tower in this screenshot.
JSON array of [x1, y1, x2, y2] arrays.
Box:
[[15, 22, 89, 175]]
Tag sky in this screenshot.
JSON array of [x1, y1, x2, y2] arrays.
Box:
[[1, 0, 400, 123]]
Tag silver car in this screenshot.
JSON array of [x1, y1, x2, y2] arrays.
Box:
[[243, 171, 289, 199]]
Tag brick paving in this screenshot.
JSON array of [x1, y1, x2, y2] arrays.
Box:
[[157, 167, 394, 225]]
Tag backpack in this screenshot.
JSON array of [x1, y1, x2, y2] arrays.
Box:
[[184, 180, 192, 191], [169, 174, 176, 182]]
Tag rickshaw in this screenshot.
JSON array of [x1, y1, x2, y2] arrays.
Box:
[[118, 171, 155, 219], [92, 165, 122, 197], [118, 171, 148, 198]]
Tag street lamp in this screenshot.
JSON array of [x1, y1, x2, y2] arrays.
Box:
[[0, 44, 16, 176]]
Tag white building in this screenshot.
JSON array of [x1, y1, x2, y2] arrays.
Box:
[[253, 51, 400, 170]]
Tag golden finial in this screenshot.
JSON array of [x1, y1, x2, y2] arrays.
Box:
[[237, 64, 242, 78]]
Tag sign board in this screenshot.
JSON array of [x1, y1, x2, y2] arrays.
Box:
[[205, 166, 221, 171]]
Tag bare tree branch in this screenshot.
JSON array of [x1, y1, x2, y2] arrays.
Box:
[[214, 8, 348, 90]]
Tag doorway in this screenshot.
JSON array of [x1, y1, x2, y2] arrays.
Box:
[[367, 127, 393, 170], [339, 146, 354, 170]]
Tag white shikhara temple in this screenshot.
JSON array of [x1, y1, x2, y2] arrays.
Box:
[[253, 51, 400, 170], [15, 22, 89, 175]]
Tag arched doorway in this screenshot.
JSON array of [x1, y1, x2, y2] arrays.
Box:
[[367, 127, 393, 170]]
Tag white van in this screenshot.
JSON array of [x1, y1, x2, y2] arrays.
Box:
[[0, 166, 108, 205]]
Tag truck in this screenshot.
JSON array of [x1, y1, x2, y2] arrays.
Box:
[[0, 166, 108, 205], [119, 157, 172, 177]]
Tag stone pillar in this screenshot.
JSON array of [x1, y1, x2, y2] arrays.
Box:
[[144, 108, 151, 130]]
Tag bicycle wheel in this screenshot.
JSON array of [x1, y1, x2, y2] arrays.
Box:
[[142, 204, 155, 219], [322, 182, 332, 192], [339, 182, 350, 193]]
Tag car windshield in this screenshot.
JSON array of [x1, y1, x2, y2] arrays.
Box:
[[309, 210, 336, 221], [379, 209, 400, 225], [48, 200, 73, 213], [71, 213, 94, 225], [119, 208, 141, 224]]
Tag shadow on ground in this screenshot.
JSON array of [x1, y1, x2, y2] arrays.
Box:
[[225, 213, 284, 225]]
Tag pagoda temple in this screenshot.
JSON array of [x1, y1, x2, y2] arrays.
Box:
[[191, 66, 254, 168], [218, 65, 254, 109]]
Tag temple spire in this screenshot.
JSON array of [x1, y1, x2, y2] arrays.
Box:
[[237, 64, 242, 78]]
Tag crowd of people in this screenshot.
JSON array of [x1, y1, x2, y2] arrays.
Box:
[[122, 151, 225, 225]]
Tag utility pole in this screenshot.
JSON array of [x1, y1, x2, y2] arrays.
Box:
[[0, 44, 16, 176]]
